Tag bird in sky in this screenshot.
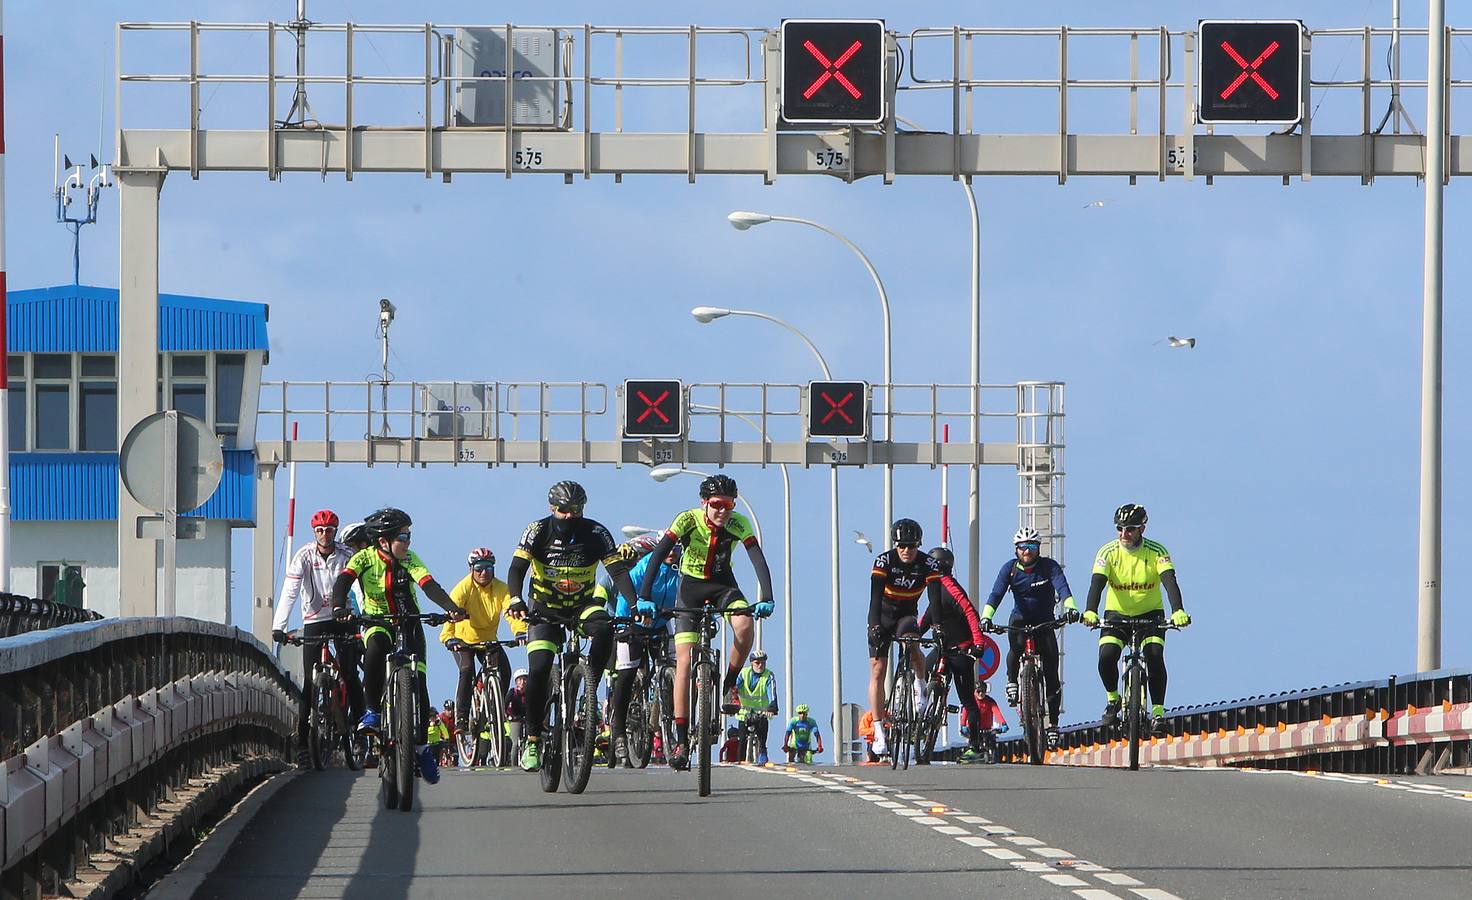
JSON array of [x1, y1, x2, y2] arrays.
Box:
[[1082, 199, 1108, 209], [853, 531, 874, 554], [1155, 336, 1198, 348]]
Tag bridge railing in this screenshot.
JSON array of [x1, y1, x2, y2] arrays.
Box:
[[0, 618, 298, 898], [1001, 668, 1471, 773], [0, 595, 103, 639]]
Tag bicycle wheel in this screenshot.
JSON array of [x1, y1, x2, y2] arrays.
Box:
[[1126, 661, 1144, 771], [695, 659, 716, 797], [309, 695, 328, 771], [341, 725, 364, 772], [625, 667, 654, 769], [379, 667, 400, 810], [1019, 662, 1045, 766], [657, 667, 677, 765], [540, 664, 563, 793], [392, 664, 416, 811], [916, 677, 947, 765], [886, 664, 913, 771], [562, 660, 598, 794], [483, 674, 507, 768], [457, 678, 484, 768]]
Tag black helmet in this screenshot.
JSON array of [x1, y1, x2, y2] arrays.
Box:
[[929, 546, 954, 574], [1114, 503, 1148, 529], [364, 507, 411, 540], [891, 518, 923, 545], [548, 480, 588, 510], [699, 474, 738, 499]]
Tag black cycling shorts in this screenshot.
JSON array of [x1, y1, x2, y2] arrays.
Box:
[[1099, 609, 1167, 648], [868, 604, 920, 659], [674, 576, 748, 639]]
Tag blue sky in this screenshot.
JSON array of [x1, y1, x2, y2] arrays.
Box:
[[8, 1, 1470, 731]]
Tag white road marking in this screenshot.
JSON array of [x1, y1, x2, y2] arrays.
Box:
[[932, 825, 970, 835], [1005, 836, 1044, 846], [1032, 848, 1074, 859], [956, 815, 992, 824], [1098, 873, 1143, 886], [897, 792, 927, 800], [1073, 891, 1125, 900], [984, 848, 1027, 860], [1044, 874, 1090, 887], [1129, 889, 1184, 900], [956, 835, 997, 847]]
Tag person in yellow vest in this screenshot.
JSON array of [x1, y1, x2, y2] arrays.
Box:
[[441, 548, 528, 733], [425, 714, 451, 749], [733, 651, 778, 765]]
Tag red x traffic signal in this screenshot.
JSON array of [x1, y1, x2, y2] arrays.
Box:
[[623, 380, 683, 438], [808, 381, 868, 439], [781, 20, 886, 125], [1197, 20, 1304, 125]]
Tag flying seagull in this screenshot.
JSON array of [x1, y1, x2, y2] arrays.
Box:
[[1155, 335, 1197, 349], [853, 531, 874, 554]]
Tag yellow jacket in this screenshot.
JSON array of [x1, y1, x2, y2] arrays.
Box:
[[440, 573, 527, 644]]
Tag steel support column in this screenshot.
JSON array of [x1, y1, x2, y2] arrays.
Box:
[[252, 461, 278, 643]]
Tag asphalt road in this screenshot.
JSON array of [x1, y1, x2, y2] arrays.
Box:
[[184, 759, 1472, 900]]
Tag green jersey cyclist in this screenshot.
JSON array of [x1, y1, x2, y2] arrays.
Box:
[[504, 481, 639, 773], [1082, 503, 1192, 736], [638, 474, 775, 771]]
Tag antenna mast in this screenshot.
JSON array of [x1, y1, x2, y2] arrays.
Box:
[[53, 134, 111, 285], [377, 298, 397, 436], [281, 0, 315, 126]]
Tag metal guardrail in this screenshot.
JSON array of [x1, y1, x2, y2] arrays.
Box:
[[1000, 668, 1472, 774], [0, 618, 299, 898], [0, 595, 102, 639]]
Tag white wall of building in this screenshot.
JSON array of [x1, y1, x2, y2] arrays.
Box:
[[9, 521, 235, 623]]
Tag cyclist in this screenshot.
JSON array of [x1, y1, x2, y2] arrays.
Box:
[[733, 650, 778, 764], [608, 534, 681, 766], [783, 703, 824, 763], [1083, 503, 1191, 737], [918, 546, 992, 763], [441, 547, 527, 733], [868, 518, 944, 757], [980, 527, 1079, 750], [506, 667, 529, 747], [340, 521, 371, 554], [505, 481, 638, 773], [272, 509, 362, 768], [329, 507, 465, 786], [959, 681, 1008, 759], [638, 474, 776, 771]]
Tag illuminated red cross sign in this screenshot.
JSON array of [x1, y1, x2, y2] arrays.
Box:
[[807, 381, 868, 439], [1197, 20, 1303, 125], [623, 380, 683, 438], [781, 20, 886, 125]]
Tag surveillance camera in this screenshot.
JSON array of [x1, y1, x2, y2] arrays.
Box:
[[378, 298, 397, 323]]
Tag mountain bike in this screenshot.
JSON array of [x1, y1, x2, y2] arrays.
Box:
[[884, 634, 939, 771], [611, 621, 674, 769], [282, 632, 366, 772], [986, 619, 1068, 766], [678, 602, 753, 797], [356, 612, 449, 812], [452, 638, 521, 768], [526, 611, 600, 795], [1103, 615, 1185, 771], [737, 709, 773, 764]]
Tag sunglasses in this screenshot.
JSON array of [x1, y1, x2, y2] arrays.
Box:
[[705, 497, 735, 511], [1016, 542, 1041, 551], [313, 525, 336, 533], [896, 542, 919, 550], [1117, 525, 1143, 533], [554, 505, 583, 515], [471, 563, 494, 572], [394, 533, 412, 542]]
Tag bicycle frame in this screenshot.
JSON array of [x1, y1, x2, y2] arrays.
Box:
[[1103, 615, 1183, 771], [986, 619, 1066, 765]]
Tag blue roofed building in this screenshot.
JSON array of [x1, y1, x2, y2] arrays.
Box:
[[7, 284, 268, 621]]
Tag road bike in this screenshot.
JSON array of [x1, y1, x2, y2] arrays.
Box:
[[884, 634, 940, 771], [452, 638, 521, 768], [677, 602, 753, 797], [1102, 615, 1185, 771], [526, 611, 601, 795], [610, 621, 674, 769], [986, 619, 1068, 766], [281, 631, 366, 772], [356, 612, 449, 812], [915, 647, 966, 766]]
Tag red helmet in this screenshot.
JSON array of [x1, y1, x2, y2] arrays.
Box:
[[468, 547, 495, 568], [311, 509, 339, 529]]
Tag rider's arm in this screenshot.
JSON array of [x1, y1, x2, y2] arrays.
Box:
[[764, 674, 778, 712], [1160, 569, 1184, 613], [272, 547, 304, 634], [743, 540, 774, 603], [945, 577, 985, 646], [922, 576, 944, 633], [640, 533, 678, 598], [330, 569, 357, 614], [505, 554, 530, 600], [604, 557, 640, 610], [869, 568, 887, 629], [414, 567, 460, 616], [1048, 559, 1078, 611], [981, 559, 1012, 621], [1085, 572, 1108, 614]]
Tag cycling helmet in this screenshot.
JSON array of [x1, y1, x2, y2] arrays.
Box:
[[699, 474, 738, 499], [548, 480, 587, 510], [1013, 526, 1041, 545], [1114, 503, 1148, 528], [364, 507, 411, 540], [468, 547, 495, 568], [310, 509, 339, 529], [339, 521, 368, 546], [974, 678, 990, 697], [512, 668, 528, 681], [890, 518, 923, 545], [750, 650, 768, 662], [796, 703, 810, 715], [929, 546, 955, 574]]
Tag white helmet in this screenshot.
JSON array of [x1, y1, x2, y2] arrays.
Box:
[[512, 668, 529, 680], [1013, 527, 1041, 545]]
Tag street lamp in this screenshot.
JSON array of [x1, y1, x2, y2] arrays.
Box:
[[691, 400, 793, 715], [620, 524, 663, 539], [692, 303, 845, 765]]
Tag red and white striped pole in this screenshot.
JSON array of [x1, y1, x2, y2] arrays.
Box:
[[939, 424, 950, 548], [280, 421, 299, 563], [0, 0, 12, 593]]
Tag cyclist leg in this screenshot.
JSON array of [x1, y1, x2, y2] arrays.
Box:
[[523, 616, 565, 743], [1005, 625, 1025, 702], [609, 632, 646, 739], [950, 652, 981, 749], [718, 586, 751, 697], [1097, 616, 1127, 723], [671, 577, 727, 752], [453, 648, 477, 727], [332, 625, 365, 723], [488, 643, 512, 701], [361, 624, 394, 728], [868, 606, 899, 724], [296, 623, 330, 749], [896, 615, 925, 701], [1035, 628, 1063, 725], [1141, 612, 1168, 712], [578, 604, 614, 680], [407, 621, 433, 732]]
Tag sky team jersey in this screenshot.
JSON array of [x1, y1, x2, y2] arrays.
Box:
[[1092, 538, 1175, 616], [343, 547, 433, 616], [513, 516, 620, 608], [871, 549, 942, 608], [666, 508, 756, 581]]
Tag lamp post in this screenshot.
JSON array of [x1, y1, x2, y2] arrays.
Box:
[[690, 400, 793, 716], [692, 304, 845, 765], [726, 212, 894, 567]]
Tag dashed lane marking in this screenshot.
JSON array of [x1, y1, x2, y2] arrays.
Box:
[[748, 767, 1188, 900]]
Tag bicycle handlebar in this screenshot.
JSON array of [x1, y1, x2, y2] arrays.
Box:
[[350, 612, 453, 628], [983, 619, 1069, 635], [450, 637, 525, 650]]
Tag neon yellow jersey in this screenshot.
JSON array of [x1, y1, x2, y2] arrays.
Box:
[[343, 547, 433, 616], [665, 508, 756, 581], [1091, 538, 1174, 616]]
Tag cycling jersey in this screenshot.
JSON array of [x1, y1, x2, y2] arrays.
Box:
[[616, 554, 679, 631], [1091, 539, 1174, 616], [983, 556, 1074, 624], [918, 575, 986, 649], [785, 716, 821, 748], [664, 507, 756, 581], [511, 515, 622, 610], [273, 541, 353, 632], [869, 549, 943, 625], [440, 573, 527, 645], [342, 547, 433, 616]]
